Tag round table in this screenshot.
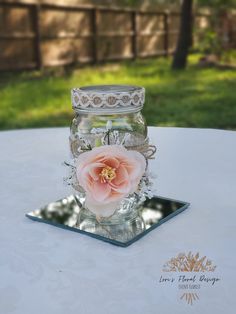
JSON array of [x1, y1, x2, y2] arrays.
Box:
[[0, 127, 235, 314]]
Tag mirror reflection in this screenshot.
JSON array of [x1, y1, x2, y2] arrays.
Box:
[[26, 195, 189, 246]]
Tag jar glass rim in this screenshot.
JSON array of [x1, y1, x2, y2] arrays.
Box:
[[77, 84, 143, 94], [71, 84, 145, 112]]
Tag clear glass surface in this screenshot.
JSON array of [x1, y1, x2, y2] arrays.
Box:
[[70, 111, 147, 158]]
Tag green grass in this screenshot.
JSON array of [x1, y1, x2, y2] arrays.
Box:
[[0, 54, 236, 130]]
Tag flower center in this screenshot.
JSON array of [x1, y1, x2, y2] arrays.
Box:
[[99, 166, 116, 183]]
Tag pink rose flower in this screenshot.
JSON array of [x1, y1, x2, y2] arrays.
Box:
[[76, 145, 146, 217]]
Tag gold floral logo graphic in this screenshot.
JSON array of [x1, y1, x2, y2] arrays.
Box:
[[159, 252, 219, 305], [180, 292, 199, 305], [163, 252, 216, 272]]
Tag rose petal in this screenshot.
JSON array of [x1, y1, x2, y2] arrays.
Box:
[[102, 157, 120, 169], [121, 151, 146, 180], [85, 195, 119, 217], [110, 178, 131, 194], [87, 162, 105, 180], [77, 167, 93, 190], [90, 180, 111, 202], [106, 190, 125, 202], [112, 164, 128, 185]]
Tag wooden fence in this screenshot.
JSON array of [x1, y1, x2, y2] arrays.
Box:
[[0, 1, 231, 71]]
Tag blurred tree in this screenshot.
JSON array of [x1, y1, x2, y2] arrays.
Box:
[[172, 0, 236, 69], [172, 0, 193, 69]]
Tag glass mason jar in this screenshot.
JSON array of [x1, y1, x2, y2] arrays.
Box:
[[70, 85, 151, 226]]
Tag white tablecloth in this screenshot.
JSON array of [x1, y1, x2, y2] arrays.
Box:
[[0, 127, 235, 313]]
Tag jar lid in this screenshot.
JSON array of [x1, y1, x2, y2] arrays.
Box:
[[71, 85, 145, 112]]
